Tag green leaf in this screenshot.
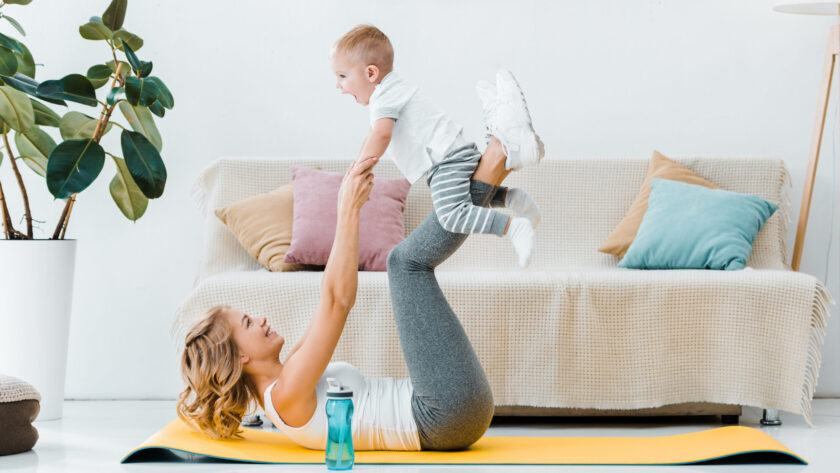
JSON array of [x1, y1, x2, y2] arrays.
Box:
[[36, 74, 97, 107], [3, 74, 69, 106], [1, 72, 36, 95], [12, 41, 34, 78], [86, 64, 112, 89], [102, 0, 128, 32], [120, 129, 166, 198], [59, 111, 112, 140], [0, 46, 18, 76], [0, 32, 23, 54], [15, 126, 56, 177], [47, 138, 105, 199], [112, 29, 143, 52], [79, 21, 113, 41], [122, 42, 142, 75], [146, 76, 173, 109], [0, 85, 34, 132], [124, 76, 158, 107], [31, 99, 60, 127], [19, 153, 47, 177], [119, 102, 161, 151], [138, 61, 152, 78], [148, 101, 164, 118], [106, 60, 130, 78], [35, 95, 68, 107], [2, 15, 26, 37], [109, 156, 148, 221], [106, 86, 124, 106], [4, 1, 34, 5]]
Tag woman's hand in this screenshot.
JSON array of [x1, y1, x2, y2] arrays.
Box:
[[338, 156, 378, 214]]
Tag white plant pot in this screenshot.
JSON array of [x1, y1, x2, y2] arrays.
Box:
[[0, 239, 77, 420]]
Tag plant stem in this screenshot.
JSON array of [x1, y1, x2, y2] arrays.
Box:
[[52, 63, 125, 240], [0, 177, 14, 239], [59, 195, 76, 240], [51, 197, 70, 239], [2, 127, 32, 238]]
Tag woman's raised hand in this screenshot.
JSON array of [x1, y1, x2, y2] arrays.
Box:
[[338, 156, 378, 214]]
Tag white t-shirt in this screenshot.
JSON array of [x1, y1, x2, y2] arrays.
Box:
[[262, 361, 421, 451], [368, 71, 465, 184]]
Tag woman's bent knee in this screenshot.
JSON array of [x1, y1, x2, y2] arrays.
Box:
[[386, 243, 407, 273], [417, 390, 495, 450]]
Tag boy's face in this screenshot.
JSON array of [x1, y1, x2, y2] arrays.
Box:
[[331, 52, 379, 105]]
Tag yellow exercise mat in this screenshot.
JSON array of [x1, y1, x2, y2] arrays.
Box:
[[121, 418, 806, 465]]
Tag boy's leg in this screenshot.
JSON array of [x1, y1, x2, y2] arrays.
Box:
[[428, 144, 510, 237]]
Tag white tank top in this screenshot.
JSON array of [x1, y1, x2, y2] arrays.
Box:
[[262, 361, 421, 451]]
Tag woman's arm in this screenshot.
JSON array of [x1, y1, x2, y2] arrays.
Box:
[[276, 156, 377, 402], [283, 121, 392, 362]]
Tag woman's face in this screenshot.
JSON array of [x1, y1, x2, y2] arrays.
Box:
[[225, 308, 285, 364]]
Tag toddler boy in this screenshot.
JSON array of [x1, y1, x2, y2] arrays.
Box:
[[331, 25, 545, 267]]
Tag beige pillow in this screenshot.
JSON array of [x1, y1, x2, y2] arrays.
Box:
[[598, 150, 721, 259], [214, 183, 320, 272]]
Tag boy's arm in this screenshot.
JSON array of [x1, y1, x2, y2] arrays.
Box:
[[355, 118, 394, 165]]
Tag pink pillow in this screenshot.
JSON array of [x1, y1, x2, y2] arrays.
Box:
[[284, 166, 411, 271]]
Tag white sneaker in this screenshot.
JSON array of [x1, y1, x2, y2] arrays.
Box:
[[475, 79, 497, 144], [476, 69, 545, 170]]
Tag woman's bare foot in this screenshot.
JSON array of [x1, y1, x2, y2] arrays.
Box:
[[472, 136, 512, 186]]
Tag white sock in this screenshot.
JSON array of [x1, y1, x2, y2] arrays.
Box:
[[505, 188, 541, 229], [504, 217, 535, 268]]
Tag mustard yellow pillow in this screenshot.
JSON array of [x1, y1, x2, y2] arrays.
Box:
[[598, 150, 721, 259], [214, 183, 320, 272]]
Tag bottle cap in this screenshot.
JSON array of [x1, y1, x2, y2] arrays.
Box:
[[325, 377, 353, 398]]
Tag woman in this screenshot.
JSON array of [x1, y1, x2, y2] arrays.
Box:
[[178, 138, 515, 451]]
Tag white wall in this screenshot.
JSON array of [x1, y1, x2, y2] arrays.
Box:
[[2, 0, 838, 399]]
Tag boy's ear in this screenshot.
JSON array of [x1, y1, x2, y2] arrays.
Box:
[[366, 65, 380, 83]]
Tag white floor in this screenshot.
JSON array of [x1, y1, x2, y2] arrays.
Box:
[[1, 399, 839, 472]]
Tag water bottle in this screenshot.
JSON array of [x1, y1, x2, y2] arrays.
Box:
[[325, 377, 354, 470]]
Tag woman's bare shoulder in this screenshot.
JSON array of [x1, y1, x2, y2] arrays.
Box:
[[270, 373, 317, 428]]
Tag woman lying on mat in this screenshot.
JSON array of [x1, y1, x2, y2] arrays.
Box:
[[178, 139, 516, 451]]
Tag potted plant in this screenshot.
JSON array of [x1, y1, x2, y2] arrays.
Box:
[[0, 0, 173, 420]]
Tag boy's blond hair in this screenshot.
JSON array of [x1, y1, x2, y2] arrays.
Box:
[[332, 24, 394, 76]]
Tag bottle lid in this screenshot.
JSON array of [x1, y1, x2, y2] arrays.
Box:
[[326, 377, 353, 398]]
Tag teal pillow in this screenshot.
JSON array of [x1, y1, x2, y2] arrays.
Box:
[[618, 178, 778, 270]]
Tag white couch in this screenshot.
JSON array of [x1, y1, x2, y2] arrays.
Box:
[[175, 155, 833, 426]]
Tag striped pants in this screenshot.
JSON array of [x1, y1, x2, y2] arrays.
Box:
[[426, 143, 510, 237]]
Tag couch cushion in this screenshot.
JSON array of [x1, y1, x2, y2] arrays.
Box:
[[214, 183, 319, 272], [284, 166, 411, 271], [619, 179, 778, 270]]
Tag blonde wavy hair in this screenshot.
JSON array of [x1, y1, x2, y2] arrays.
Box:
[[177, 304, 260, 439]]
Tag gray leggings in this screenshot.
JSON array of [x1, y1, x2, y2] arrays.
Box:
[[387, 179, 506, 451]]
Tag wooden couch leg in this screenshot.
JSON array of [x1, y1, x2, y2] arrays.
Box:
[[761, 408, 782, 426]]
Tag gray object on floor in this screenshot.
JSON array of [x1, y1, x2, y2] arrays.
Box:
[[241, 413, 263, 427], [0, 374, 41, 456]]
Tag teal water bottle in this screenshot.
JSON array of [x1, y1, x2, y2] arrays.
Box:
[[325, 377, 354, 470]]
